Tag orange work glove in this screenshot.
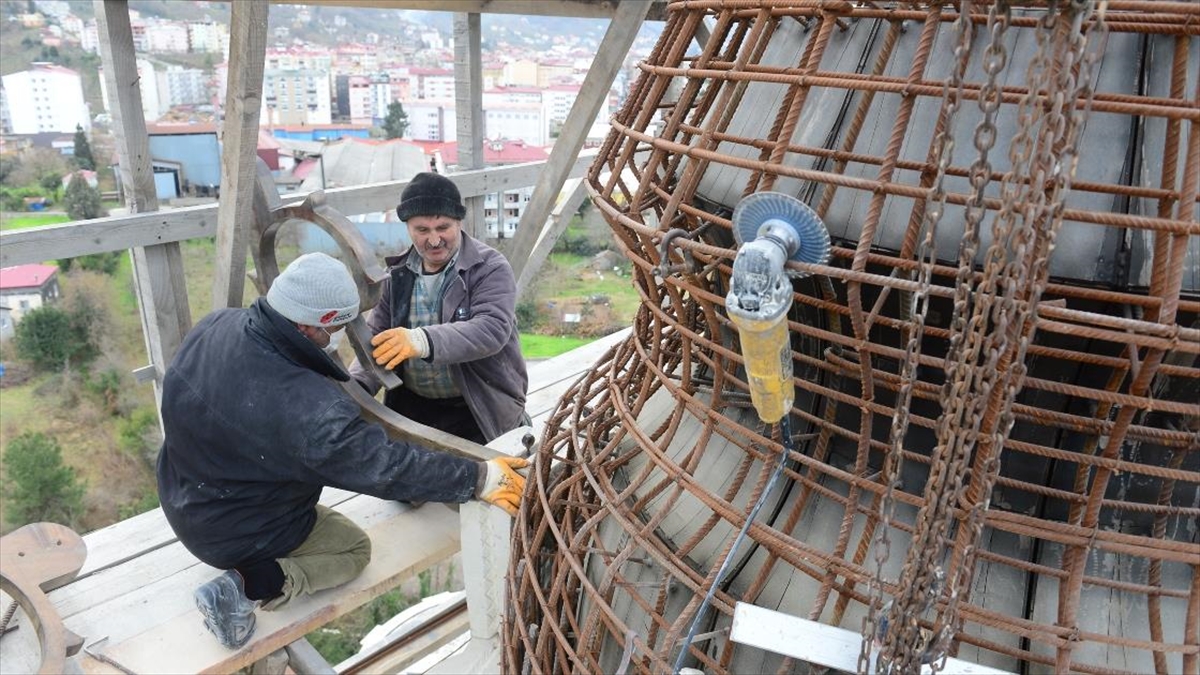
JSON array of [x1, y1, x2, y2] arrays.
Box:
[[476, 456, 530, 517], [371, 327, 430, 370]]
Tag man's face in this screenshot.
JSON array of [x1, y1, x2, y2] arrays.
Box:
[[407, 215, 462, 273]]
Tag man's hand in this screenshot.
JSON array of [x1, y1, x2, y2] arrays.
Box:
[[371, 327, 429, 370], [477, 457, 530, 517]]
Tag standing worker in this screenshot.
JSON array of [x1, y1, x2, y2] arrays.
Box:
[[350, 172, 529, 444], [156, 252, 527, 650]]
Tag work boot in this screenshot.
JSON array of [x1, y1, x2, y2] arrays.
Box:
[[193, 570, 258, 649]]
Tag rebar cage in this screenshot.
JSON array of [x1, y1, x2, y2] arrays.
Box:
[[506, 2, 1199, 674]]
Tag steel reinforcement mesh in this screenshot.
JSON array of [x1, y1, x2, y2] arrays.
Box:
[[506, 3, 1199, 674]]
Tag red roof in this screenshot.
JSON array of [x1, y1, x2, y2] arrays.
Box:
[[292, 158, 318, 181], [272, 123, 372, 132], [490, 86, 542, 94], [257, 129, 281, 149], [31, 63, 78, 76], [418, 139, 548, 166], [0, 264, 58, 290]]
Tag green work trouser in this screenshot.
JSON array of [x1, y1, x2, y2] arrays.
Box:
[[262, 504, 372, 610]]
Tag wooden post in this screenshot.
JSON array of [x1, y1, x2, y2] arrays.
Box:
[[212, 0, 269, 310], [94, 0, 191, 404], [506, 0, 652, 285], [454, 12, 485, 240]]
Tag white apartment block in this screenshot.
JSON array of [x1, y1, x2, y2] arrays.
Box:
[[2, 64, 89, 134], [483, 186, 533, 239], [188, 22, 228, 53], [412, 69, 455, 100], [99, 59, 162, 121], [137, 59, 162, 120], [541, 86, 579, 126], [130, 21, 150, 52], [81, 19, 100, 53], [485, 104, 545, 146], [266, 49, 333, 73], [262, 69, 332, 126], [0, 86, 11, 135], [542, 85, 611, 138], [347, 75, 372, 125], [146, 22, 190, 53], [158, 66, 209, 108], [370, 75, 393, 123], [405, 100, 455, 142], [484, 87, 542, 108], [335, 47, 377, 73]]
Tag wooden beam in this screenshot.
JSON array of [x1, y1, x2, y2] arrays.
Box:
[[515, 177, 589, 298], [507, 0, 652, 285], [0, 156, 595, 267], [212, 0, 269, 310], [94, 0, 191, 395], [261, 0, 669, 21], [454, 12, 486, 239], [283, 639, 335, 674]]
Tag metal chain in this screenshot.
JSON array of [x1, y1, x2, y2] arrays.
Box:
[[875, 3, 1012, 672], [856, 2, 978, 672], [873, 3, 1107, 672], [938, 2, 1109, 658]]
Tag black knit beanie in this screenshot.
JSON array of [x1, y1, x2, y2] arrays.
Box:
[[396, 172, 467, 221]]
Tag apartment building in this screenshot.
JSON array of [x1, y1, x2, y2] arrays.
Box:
[[485, 103, 545, 146], [187, 21, 228, 54], [0, 86, 11, 135], [1, 63, 89, 134], [347, 75, 372, 125], [158, 66, 209, 108], [405, 100, 455, 142], [411, 68, 454, 100], [262, 69, 332, 126], [145, 22, 189, 53]]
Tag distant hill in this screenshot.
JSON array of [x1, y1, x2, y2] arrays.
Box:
[[42, 1, 662, 54]]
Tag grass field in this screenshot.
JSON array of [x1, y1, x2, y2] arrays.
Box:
[[0, 213, 71, 231], [520, 333, 594, 359]]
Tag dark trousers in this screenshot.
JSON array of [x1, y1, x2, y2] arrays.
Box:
[[385, 386, 486, 444]]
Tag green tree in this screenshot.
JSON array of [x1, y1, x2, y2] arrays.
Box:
[[73, 124, 96, 171], [64, 172, 103, 220], [382, 101, 409, 139], [2, 432, 86, 528], [59, 252, 122, 276], [13, 304, 97, 372], [39, 171, 62, 194]]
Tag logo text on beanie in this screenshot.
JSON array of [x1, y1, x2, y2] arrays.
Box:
[[320, 310, 338, 324]]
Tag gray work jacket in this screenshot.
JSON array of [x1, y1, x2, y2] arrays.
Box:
[[351, 233, 528, 442]]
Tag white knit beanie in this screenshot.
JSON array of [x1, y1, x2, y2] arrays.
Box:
[[266, 252, 359, 327]]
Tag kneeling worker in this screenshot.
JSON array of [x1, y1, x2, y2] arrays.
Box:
[[156, 252, 527, 649]]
